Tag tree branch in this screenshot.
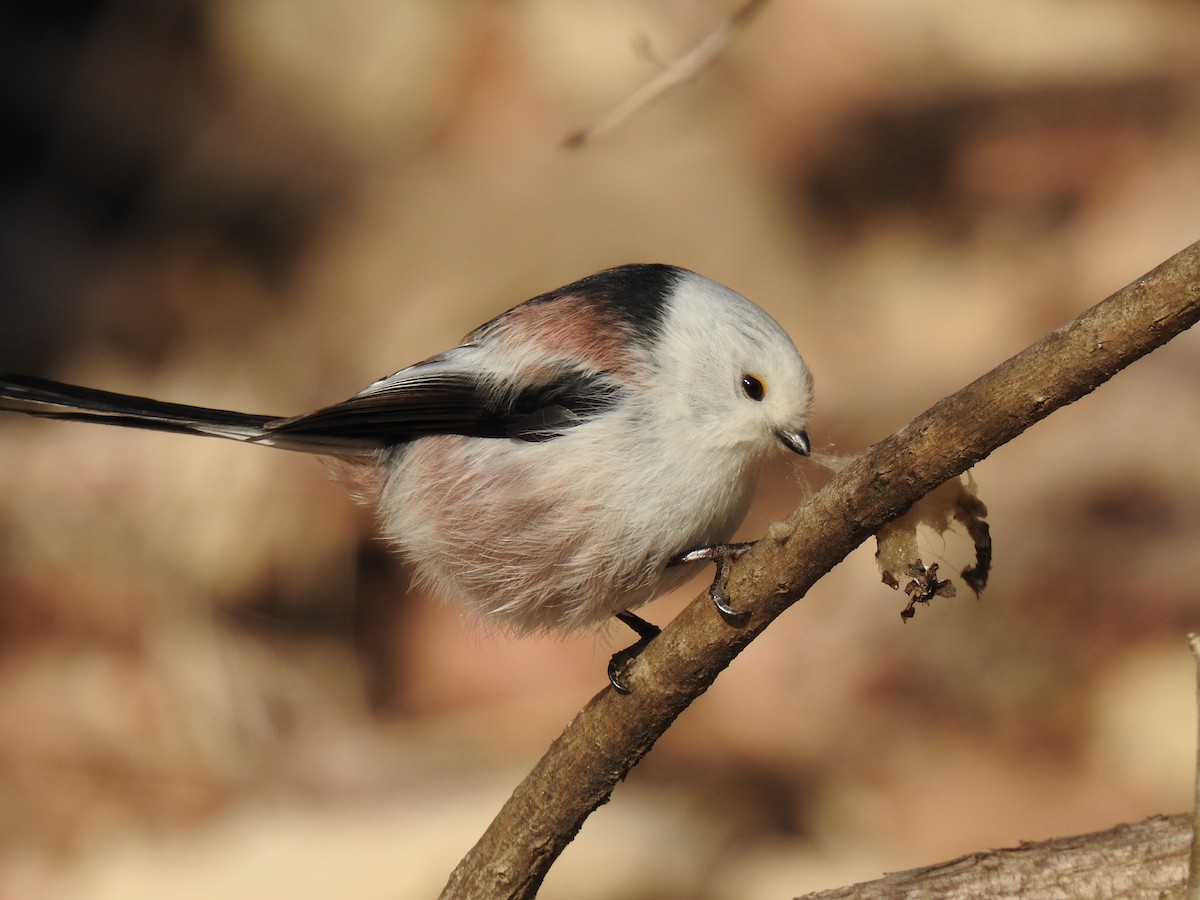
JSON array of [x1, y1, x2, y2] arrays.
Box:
[[798, 813, 1190, 899], [1188, 634, 1200, 900], [441, 239, 1200, 899]]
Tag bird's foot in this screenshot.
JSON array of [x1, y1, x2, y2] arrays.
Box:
[[608, 610, 661, 694], [671, 541, 756, 621]]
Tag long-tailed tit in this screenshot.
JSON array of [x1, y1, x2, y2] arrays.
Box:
[[0, 264, 813, 691]]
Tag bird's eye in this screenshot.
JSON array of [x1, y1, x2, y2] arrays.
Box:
[[740, 374, 766, 402]]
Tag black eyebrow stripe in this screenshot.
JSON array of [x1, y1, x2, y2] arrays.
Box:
[[507, 263, 678, 349]]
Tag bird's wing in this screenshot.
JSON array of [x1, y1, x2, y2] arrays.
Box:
[[0, 361, 623, 455], [265, 360, 624, 447]]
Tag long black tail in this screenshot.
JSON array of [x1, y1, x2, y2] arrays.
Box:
[[0, 374, 371, 454]]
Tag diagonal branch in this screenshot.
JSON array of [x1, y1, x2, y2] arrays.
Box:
[[441, 239, 1200, 899]]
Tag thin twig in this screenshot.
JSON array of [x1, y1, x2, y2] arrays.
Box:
[[563, 0, 774, 149], [442, 239, 1200, 899]]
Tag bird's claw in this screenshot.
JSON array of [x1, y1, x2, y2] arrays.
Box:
[[671, 541, 755, 622], [608, 542, 755, 692], [608, 611, 661, 694]]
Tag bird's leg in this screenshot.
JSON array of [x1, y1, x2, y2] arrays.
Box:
[[608, 541, 755, 692], [671, 541, 756, 620], [608, 610, 661, 694]]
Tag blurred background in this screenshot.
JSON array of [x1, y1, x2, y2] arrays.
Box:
[[1, 1, 1200, 897]]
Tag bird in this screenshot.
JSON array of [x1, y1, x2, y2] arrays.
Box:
[[0, 264, 813, 691]]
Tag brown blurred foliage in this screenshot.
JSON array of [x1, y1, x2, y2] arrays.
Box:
[[2, 1, 1200, 897]]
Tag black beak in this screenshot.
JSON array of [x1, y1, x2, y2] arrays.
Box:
[[777, 428, 811, 456]]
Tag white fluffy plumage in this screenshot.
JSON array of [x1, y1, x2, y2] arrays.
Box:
[[374, 268, 813, 631]]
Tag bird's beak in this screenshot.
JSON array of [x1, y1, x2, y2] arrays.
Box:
[[777, 427, 811, 456]]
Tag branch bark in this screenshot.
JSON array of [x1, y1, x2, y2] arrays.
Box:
[[441, 239, 1200, 899], [1188, 634, 1200, 900], [798, 813, 1190, 899]]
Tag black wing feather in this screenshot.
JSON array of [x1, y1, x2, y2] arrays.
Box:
[[266, 367, 623, 445], [1, 366, 624, 452]]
